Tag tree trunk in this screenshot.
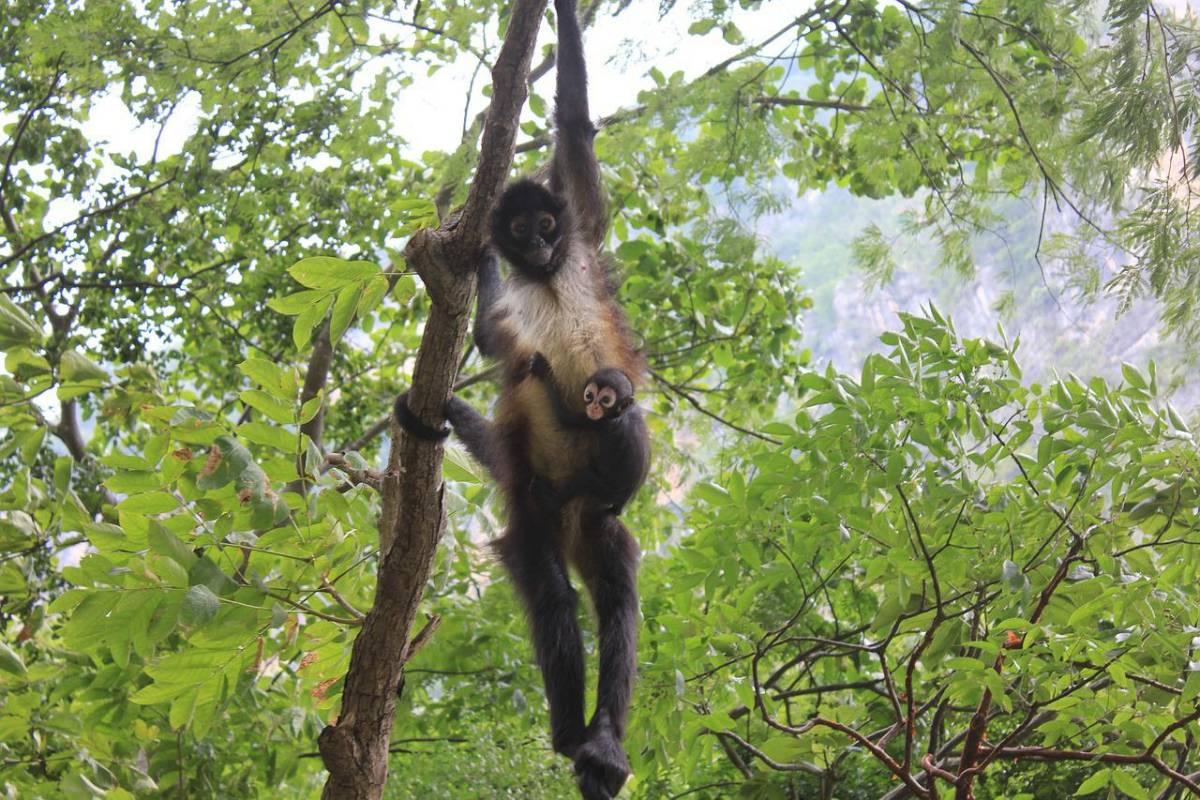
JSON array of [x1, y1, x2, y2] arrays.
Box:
[[317, 1, 549, 797]]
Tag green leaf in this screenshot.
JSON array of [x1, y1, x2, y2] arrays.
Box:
[[0, 642, 27, 677], [117, 492, 178, 515], [237, 421, 297, 452], [239, 389, 295, 425], [693, 482, 730, 506], [1181, 670, 1200, 703], [1073, 767, 1110, 795], [298, 393, 323, 426], [59, 349, 107, 382], [188, 557, 238, 595], [330, 282, 362, 342], [443, 445, 481, 483], [6, 347, 51, 379], [288, 257, 380, 289], [758, 736, 807, 763], [0, 295, 43, 348], [15, 427, 45, 463], [148, 522, 199, 570], [1166, 403, 1190, 433], [268, 289, 332, 315], [104, 471, 162, 493], [52, 455, 72, 493], [1120, 362, 1146, 389], [356, 274, 389, 318], [1110, 770, 1148, 800], [293, 294, 333, 349], [180, 585, 220, 626], [238, 358, 295, 395]]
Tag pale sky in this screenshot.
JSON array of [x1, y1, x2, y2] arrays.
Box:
[[50, 0, 1200, 222], [71, 1, 798, 187]]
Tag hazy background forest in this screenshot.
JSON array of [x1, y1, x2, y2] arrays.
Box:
[[2, 0, 1200, 798]]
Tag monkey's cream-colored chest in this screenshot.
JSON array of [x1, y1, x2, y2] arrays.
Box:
[[496, 274, 612, 390], [495, 272, 617, 478]]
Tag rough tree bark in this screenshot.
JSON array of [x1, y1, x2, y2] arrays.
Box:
[[317, 1, 549, 797]]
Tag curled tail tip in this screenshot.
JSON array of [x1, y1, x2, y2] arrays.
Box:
[[394, 391, 451, 442]]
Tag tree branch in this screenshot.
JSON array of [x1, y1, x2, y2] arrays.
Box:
[[316, 1, 547, 796]]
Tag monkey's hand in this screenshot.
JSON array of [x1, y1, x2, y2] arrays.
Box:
[[394, 391, 451, 442], [529, 351, 552, 379]]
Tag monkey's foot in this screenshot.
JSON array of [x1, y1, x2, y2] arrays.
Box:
[[573, 726, 629, 800]]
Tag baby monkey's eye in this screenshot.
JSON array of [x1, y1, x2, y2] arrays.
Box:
[[511, 219, 529, 238], [583, 385, 597, 403], [538, 213, 556, 234], [598, 388, 616, 407]]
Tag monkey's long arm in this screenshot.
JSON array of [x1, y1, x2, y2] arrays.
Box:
[[530, 354, 593, 429], [471, 250, 505, 359], [550, 0, 606, 250]]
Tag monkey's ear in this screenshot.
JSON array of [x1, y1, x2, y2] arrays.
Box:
[[616, 396, 634, 414]]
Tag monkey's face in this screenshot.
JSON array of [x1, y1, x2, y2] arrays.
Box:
[[506, 208, 560, 271], [583, 369, 634, 421], [491, 179, 568, 280]]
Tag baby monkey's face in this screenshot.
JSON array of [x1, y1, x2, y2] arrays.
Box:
[[583, 368, 634, 421]]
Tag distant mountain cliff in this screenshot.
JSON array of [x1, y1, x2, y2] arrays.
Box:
[[760, 187, 1197, 411]]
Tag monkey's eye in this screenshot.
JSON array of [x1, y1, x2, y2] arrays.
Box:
[[583, 385, 597, 403], [538, 213, 556, 234], [511, 219, 529, 238], [598, 388, 617, 408]]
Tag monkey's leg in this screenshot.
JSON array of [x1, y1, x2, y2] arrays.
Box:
[[443, 396, 502, 477], [495, 510, 588, 757], [572, 512, 639, 800]]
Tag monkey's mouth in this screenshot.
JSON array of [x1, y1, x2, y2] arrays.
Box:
[[524, 244, 556, 272], [586, 404, 604, 421]]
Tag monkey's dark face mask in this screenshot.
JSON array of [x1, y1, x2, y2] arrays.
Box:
[[491, 179, 569, 280]]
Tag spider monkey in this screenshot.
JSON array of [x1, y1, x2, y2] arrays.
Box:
[[394, 349, 646, 800], [394, 1, 646, 796], [526, 353, 649, 519]]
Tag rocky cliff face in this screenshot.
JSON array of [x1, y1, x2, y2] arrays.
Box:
[[758, 188, 1197, 410]]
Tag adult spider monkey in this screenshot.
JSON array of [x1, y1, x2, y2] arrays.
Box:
[[394, 1, 646, 796]]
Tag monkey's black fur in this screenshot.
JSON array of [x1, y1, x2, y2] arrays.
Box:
[[394, 2, 642, 796], [434, 391, 639, 800], [528, 354, 649, 518], [490, 179, 571, 278], [393, 391, 450, 442]]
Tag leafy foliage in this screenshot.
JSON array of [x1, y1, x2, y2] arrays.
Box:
[[1, 0, 1198, 797]]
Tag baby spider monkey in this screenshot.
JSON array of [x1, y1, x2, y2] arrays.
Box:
[[526, 353, 649, 518]]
